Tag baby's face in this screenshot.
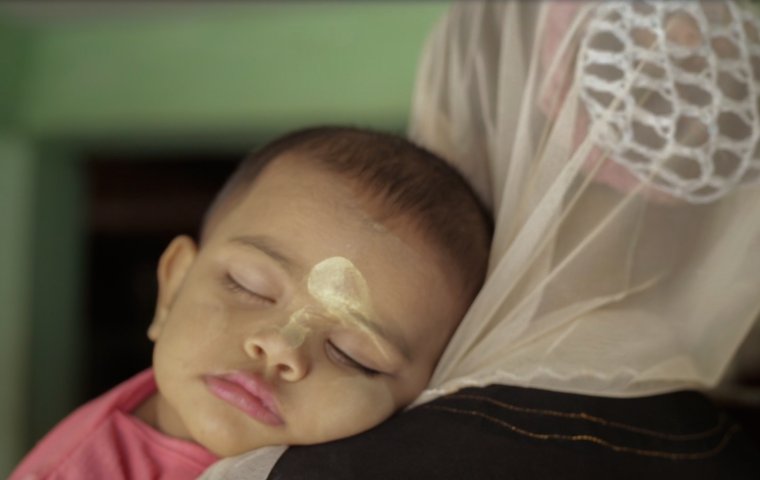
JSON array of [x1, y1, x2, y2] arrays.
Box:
[[143, 154, 466, 456]]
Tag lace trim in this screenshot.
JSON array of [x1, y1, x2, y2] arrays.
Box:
[[579, 1, 760, 203]]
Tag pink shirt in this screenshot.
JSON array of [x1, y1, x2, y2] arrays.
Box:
[[11, 369, 218, 480]]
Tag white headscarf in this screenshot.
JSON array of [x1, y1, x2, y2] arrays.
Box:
[[410, 0, 760, 403]]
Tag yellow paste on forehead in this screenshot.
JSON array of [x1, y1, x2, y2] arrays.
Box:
[[280, 256, 385, 358], [307, 256, 373, 321]]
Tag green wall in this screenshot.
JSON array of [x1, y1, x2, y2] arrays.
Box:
[[20, 4, 445, 141], [0, 3, 447, 475], [0, 137, 35, 477]]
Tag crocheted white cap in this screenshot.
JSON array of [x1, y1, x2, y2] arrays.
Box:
[[579, 1, 760, 203]]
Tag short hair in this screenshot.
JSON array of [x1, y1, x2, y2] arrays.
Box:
[[202, 126, 493, 300]]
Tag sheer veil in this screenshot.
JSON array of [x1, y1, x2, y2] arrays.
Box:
[[410, 0, 760, 404]]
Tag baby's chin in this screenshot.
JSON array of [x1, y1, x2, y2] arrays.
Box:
[[194, 429, 279, 458], [190, 417, 385, 457]]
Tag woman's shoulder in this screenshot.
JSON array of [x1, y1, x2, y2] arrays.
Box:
[[268, 385, 760, 480]]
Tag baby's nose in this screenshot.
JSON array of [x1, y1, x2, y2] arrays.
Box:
[[243, 327, 310, 382]]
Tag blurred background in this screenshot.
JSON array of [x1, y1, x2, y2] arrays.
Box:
[[1, 2, 759, 478], [0, 1, 447, 474]]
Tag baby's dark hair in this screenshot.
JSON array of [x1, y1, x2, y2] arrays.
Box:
[[202, 126, 493, 300]]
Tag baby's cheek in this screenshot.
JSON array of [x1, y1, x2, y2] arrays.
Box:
[[304, 376, 396, 442], [162, 298, 230, 360]]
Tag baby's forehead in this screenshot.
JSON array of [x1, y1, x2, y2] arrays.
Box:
[[217, 154, 404, 227]]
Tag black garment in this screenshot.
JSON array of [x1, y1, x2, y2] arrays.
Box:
[[268, 385, 760, 479]]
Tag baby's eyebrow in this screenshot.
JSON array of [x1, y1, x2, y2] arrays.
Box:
[[229, 235, 303, 276]]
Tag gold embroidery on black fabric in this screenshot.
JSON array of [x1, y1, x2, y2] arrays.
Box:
[[445, 393, 725, 441], [424, 405, 739, 460]]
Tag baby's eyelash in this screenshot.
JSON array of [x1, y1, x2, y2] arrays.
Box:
[[222, 274, 275, 305], [327, 341, 381, 377]]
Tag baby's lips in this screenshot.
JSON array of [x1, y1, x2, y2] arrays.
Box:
[[205, 371, 285, 425]]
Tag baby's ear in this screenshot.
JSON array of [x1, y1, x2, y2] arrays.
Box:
[[147, 235, 198, 341]]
